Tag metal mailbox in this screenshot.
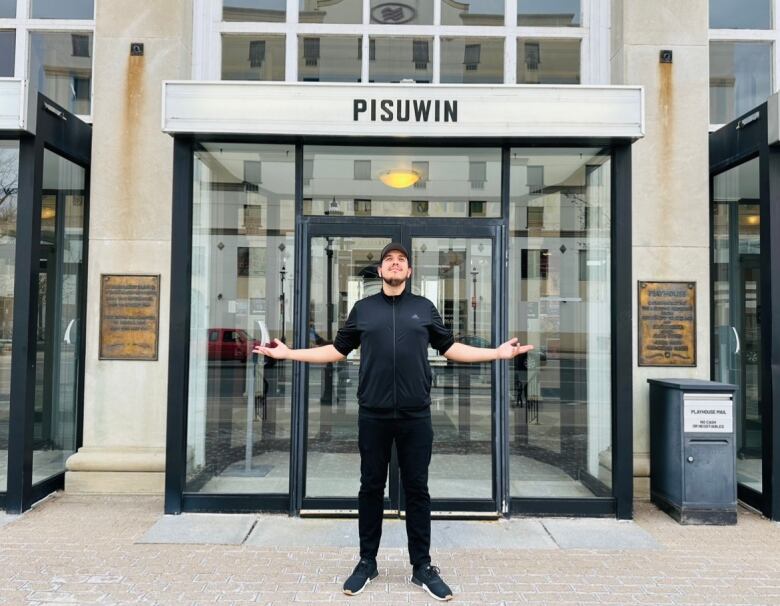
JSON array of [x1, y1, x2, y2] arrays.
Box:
[[648, 378, 738, 524]]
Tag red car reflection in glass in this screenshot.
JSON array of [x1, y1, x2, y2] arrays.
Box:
[[207, 328, 259, 362]]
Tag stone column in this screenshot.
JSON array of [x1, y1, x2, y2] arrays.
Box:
[[611, 0, 711, 498], [65, 2, 193, 493]]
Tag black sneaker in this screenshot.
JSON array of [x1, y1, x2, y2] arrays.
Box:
[[411, 564, 453, 601], [342, 558, 378, 596]]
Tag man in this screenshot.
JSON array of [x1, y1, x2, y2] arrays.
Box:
[[254, 243, 532, 602]]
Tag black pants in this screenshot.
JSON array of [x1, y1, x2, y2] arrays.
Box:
[[358, 415, 433, 567]]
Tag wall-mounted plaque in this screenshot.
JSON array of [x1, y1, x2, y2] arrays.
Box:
[[99, 274, 160, 360], [638, 281, 696, 367]]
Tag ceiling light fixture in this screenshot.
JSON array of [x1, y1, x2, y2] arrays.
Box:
[[379, 169, 420, 189]]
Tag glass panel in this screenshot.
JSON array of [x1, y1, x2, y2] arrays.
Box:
[[223, 0, 286, 22], [298, 36, 362, 82], [0, 31, 14, 77], [304, 146, 501, 218], [440, 37, 504, 84], [441, 0, 504, 25], [186, 143, 295, 495], [306, 236, 392, 498], [710, 41, 771, 125], [29, 32, 93, 115], [300, 0, 362, 24], [710, 0, 771, 29], [31, 0, 94, 19], [509, 148, 612, 498], [411, 237, 493, 500], [0, 141, 19, 493], [222, 35, 285, 81], [712, 158, 762, 493], [0, 0, 15, 18], [370, 0, 433, 25], [32, 150, 86, 485], [517, 38, 580, 84], [518, 0, 580, 26], [369, 37, 433, 83]]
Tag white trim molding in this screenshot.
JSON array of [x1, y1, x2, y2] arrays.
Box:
[[0, 78, 30, 131], [162, 81, 644, 139]]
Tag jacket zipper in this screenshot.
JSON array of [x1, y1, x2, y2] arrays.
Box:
[[392, 295, 397, 418]]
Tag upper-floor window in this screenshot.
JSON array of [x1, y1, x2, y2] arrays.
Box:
[[710, 0, 771, 29], [198, 0, 605, 84], [709, 0, 776, 126], [0, 0, 95, 117]]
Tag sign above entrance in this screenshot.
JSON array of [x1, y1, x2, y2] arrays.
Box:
[[162, 82, 645, 139]]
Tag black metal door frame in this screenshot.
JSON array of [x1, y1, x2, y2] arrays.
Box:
[[710, 102, 780, 520], [296, 220, 502, 515], [5, 94, 91, 514]]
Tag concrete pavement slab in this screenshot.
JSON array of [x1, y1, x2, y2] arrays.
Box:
[[245, 516, 557, 549], [541, 518, 661, 550], [136, 513, 256, 544]]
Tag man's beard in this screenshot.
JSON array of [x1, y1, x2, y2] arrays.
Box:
[[382, 275, 406, 287]]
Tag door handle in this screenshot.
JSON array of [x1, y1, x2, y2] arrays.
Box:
[[731, 326, 740, 355]]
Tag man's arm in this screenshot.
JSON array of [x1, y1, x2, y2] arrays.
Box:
[[253, 339, 345, 364], [444, 337, 533, 363]]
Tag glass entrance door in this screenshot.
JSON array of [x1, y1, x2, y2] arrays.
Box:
[[301, 224, 499, 513], [713, 157, 764, 498]]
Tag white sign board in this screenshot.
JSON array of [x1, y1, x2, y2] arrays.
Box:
[[162, 82, 645, 139], [684, 399, 733, 433]]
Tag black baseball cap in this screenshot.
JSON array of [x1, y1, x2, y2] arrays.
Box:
[[380, 242, 410, 264]]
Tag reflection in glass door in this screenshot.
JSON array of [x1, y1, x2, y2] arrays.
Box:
[[304, 232, 396, 506], [32, 150, 87, 484], [713, 157, 763, 494], [410, 236, 494, 503]]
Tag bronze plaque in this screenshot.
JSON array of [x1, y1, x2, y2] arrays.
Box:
[[99, 274, 160, 360], [638, 281, 696, 367]]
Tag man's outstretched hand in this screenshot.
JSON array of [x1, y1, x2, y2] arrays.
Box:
[[496, 337, 534, 360], [253, 339, 290, 360]]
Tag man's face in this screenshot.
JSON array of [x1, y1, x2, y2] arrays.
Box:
[[379, 250, 411, 287]]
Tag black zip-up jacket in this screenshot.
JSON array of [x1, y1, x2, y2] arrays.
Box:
[[333, 289, 455, 417]]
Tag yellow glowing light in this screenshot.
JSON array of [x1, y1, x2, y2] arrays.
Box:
[[746, 215, 760, 225], [378, 169, 420, 189], [41, 207, 56, 220]]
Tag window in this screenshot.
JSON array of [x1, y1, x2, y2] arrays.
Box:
[[201, 0, 600, 83], [518, 0, 580, 26], [71, 34, 90, 58], [441, 37, 503, 84], [369, 37, 433, 83], [709, 41, 771, 124], [442, 0, 504, 26], [223, 0, 286, 22], [32, 0, 94, 19], [517, 38, 580, 84], [469, 161, 487, 189], [710, 0, 770, 29], [299, 0, 362, 24], [30, 32, 94, 115], [222, 35, 285, 80], [370, 0, 433, 25], [303, 37, 320, 66], [0, 0, 14, 18], [0, 31, 14, 77], [298, 36, 361, 82], [354, 160, 371, 180]]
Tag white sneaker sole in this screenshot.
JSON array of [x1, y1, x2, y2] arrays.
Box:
[[410, 577, 453, 602], [343, 572, 378, 596]]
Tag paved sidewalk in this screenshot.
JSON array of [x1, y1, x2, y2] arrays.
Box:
[[1, 494, 780, 605]]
